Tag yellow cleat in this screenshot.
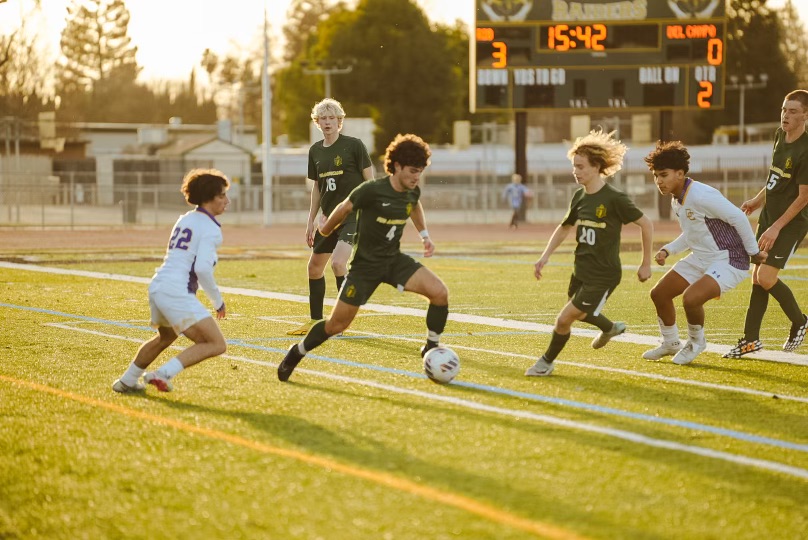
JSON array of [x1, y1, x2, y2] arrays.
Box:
[[286, 319, 317, 336]]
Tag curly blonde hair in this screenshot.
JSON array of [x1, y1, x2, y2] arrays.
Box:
[[567, 129, 628, 177], [310, 98, 345, 129]]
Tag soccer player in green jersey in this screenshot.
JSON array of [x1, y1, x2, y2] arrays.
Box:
[[525, 129, 654, 377], [278, 134, 449, 382], [287, 98, 376, 336], [724, 90, 808, 357]]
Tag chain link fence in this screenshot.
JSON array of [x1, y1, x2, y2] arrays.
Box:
[[0, 163, 769, 229]]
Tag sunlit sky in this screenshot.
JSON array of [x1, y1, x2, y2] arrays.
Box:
[[0, 0, 802, 82]]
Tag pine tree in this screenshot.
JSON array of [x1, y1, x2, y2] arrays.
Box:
[[58, 0, 139, 93], [282, 0, 332, 62]]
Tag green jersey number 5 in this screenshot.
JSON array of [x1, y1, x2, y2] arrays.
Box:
[[766, 173, 779, 190]]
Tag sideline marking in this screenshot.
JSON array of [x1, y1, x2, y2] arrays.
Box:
[[2, 261, 806, 365], [15, 306, 808, 450], [36, 321, 808, 480], [0, 374, 586, 540], [33, 309, 808, 405]]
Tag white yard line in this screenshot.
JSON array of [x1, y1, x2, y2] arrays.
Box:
[[4, 261, 806, 364], [39, 322, 808, 481]]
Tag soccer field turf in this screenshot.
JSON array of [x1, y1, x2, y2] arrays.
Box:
[[1, 235, 807, 539]]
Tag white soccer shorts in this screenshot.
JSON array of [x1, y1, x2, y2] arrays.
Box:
[[672, 254, 749, 295], [148, 289, 213, 334]]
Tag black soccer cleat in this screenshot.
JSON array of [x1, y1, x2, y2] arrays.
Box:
[[278, 344, 305, 382], [420, 340, 439, 358]]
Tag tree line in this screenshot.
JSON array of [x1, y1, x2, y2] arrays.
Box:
[[0, 0, 806, 148]]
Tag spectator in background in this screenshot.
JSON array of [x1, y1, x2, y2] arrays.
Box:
[[503, 173, 531, 229]]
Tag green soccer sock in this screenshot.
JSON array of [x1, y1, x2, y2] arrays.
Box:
[[544, 331, 571, 362], [743, 284, 769, 341], [302, 320, 331, 353], [583, 313, 613, 332], [309, 277, 326, 320], [768, 279, 804, 326]]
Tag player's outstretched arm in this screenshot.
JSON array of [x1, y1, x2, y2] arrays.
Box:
[[535, 224, 572, 280], [306, 180, 321, 247], [319, 198, 353, 237], [634, 214, 653, 282], [409, 202, 434, 257], [740, 187, 766, 215], [760, 184, 808, 251]]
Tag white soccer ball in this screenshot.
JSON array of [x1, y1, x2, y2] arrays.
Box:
[[423, 347, 460, 384]]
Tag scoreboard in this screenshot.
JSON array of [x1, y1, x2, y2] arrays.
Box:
[[471, 0, 727, 112]]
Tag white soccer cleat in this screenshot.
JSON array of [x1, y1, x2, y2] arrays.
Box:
[[525, 356, 554, 377], [112, 379, 145, 393], [592, 321, 627, 349], [672, 340, 706, 365], [144, 371, 174, 392], [642, 340, 682, 361]]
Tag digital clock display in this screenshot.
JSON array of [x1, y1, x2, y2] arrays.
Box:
[[470, 0, 727, 112]]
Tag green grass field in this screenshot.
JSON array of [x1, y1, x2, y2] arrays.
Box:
[[1, 233, 807, 539]]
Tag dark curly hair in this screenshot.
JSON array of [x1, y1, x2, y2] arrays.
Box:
[[383, 134, 431, 174], [181, 168, 230, 205], [644, 140, 690, 174]]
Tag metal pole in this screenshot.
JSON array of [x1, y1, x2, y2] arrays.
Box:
[[739, 86, 746, 144], [262, 7, 273, 226]]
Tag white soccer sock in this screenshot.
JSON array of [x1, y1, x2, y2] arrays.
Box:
[[120, 362, 145, 386], [427, 330, 441, 344], [157, 357, 184, 379], [658, 318, 680, 344], [688, 324, 705, 344]]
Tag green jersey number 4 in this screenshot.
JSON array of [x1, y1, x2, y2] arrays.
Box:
[[386, 225, 396, 241]]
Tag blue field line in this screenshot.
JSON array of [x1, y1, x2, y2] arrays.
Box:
[[9, 301, 808, 455]]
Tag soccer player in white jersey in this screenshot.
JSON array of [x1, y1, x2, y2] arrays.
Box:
[[643, 141, 767, 365], [112, 169, 230, 393]]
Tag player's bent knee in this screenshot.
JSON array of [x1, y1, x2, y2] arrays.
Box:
[[430, 284, 449, 305], [331, 261, 347, 276], [326, 319, 350, 335], [680, 293, 701, 311], [758, 275, 778, 290]]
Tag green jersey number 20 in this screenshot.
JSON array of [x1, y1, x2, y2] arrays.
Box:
[[578, 227, 596, 246]]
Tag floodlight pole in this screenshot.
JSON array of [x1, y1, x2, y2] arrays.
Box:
[[262, 7, 273, 226], [301, 63, 354, 98], [726, 74, 768, 144]]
